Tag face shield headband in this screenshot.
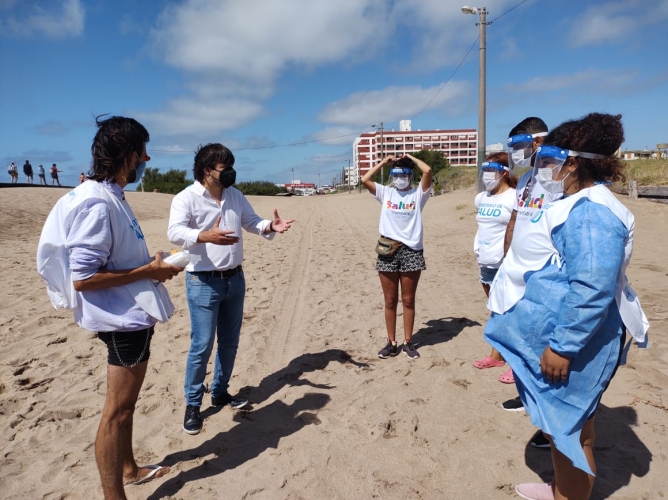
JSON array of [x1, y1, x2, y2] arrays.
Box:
[[506, 131, 548, 169], [389, 166, 413, 189], [533, 145, 606, 177], [481, 161, 509, 173]]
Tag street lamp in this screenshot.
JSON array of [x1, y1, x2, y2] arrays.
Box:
[[461, 5, 489, 192], [371, 122, 384, 184]]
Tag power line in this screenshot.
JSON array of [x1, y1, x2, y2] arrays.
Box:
[[409, 36, 479, 121], [149, 0, 530, 155], [490, 0, 529, 23], [148, 130, 363, 154]]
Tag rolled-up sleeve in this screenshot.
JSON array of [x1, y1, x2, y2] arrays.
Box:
[[549, 201, 628, 357], [168, 193, 202, 249], [66, 200, 112, 281]]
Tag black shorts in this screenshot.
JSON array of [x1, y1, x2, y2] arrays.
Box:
[[97, 327, 154, 367]]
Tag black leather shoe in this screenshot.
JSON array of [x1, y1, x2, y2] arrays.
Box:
[[211, 392, 249, 409], [183, 405, 202, 434]]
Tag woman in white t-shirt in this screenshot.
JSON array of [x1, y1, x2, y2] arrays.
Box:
[[361, 154, 432, 360], [472, 152, 517, 370]]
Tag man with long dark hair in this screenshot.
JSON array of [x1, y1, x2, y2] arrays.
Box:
[[37, 116, 182, 499]]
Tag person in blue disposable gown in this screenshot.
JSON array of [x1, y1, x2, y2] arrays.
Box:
[[484, 113, 649, 500]]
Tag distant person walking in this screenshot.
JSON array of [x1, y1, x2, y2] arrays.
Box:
[[38, 164, 47, 185], [51, 163, 62, 186], [23, 160, 34, 184], [362, 154, 433, 360], [8, 162, 18, 183]]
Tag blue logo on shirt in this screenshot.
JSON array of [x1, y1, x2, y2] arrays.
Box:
[[530, 211, 544, 223], [130, 219, 145, 240]]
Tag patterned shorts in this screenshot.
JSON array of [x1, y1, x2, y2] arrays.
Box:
[[376, 244, 426, 273]]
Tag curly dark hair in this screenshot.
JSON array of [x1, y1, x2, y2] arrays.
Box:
[[193, 143, 236, 182], [485, 151, 517, 188], [89, 115, 149, 182], [544, 113, 626, 184]]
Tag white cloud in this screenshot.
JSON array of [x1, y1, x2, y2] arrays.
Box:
[[567, 0, 668, 47], [307, 126, 363, 146], [318, 81, 470, 125], [135, 96, 264, 137], [0, 0, 84, 38], [141, 0, 510, 142], [389, 0, 521, 69], [150, 0, 389, 82], [34, 121, 70, 136], [505, 68, 638, 94]]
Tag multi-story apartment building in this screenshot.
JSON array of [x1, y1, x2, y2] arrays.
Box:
[[353, 120, 477, 177]]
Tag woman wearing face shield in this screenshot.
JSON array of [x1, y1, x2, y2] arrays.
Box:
[[471, 152, 516, 370], [484, 113, 649, 500], [361, 154, 432, 360]]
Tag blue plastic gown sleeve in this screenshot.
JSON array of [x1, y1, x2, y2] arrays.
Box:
[[548, 199, 627, 357]]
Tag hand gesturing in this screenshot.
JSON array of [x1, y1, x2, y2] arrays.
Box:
[[270, 208, 295, 233]]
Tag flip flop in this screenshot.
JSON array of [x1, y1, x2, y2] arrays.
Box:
[[472, 356, 506, 369], [498, 368, 515, 384], [126, 465, 165, 486]]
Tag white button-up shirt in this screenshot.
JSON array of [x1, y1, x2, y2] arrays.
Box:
[[168, 181, 274, 272]]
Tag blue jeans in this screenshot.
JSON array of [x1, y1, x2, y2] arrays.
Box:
[[184, 270, 245, 407]]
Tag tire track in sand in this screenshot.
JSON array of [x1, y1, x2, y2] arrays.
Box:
[[260, 200, 317, 370]]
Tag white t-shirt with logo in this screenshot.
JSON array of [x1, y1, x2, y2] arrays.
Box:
[[373, 183, 432, 250], [513, 170, 548, 227], [474, 188, 516, 268]]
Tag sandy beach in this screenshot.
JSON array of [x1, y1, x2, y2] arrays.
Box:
[[1, 186, 667, 499]]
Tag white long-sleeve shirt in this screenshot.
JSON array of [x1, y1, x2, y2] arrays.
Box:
[[168, 181, 274, 272]]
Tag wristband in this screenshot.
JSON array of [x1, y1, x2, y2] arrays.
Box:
[[269, 221, 276, 232]]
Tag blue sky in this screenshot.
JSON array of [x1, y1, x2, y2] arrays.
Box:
[[1, 0, 667, 188]]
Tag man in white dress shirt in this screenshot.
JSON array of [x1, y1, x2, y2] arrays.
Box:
[[168, 143, 294, 435]]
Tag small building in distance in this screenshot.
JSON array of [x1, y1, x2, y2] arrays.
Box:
[[623, 144, 668, 160]]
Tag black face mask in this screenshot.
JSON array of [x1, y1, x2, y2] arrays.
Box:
[[213, 167, 236, 188]]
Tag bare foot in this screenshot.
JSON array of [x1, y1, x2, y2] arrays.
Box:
[[123, 465, 171, 486]]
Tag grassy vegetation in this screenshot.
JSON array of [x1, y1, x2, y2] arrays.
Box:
[[622, 159, 668, 186], [433, 159, 668, 192]]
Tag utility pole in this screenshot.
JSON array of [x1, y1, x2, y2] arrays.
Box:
[[371, 122, 384, 184], [461, 5, 490, 192], [291, 167, 294, 193], [347, 159, 351, 194], [318, 172, 321, 189]]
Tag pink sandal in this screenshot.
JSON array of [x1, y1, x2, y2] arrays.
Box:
[[498, 368, 515, 384], [472, 356, 506, 369]]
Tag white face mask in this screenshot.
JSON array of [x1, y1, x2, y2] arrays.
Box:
[[511, 149, 534, 169], [393, 176, 410, 190], [482, 172, 500, 191], [536, 167, 569, 198]]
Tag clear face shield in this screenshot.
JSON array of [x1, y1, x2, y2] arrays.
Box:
[[479, 161, 509, 192], [389, 165, 414, 190], [532, 145, 605, 197], [506, 132, 548, 170]]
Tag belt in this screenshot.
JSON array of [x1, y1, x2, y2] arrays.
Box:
[[193, 265, 242, 279]]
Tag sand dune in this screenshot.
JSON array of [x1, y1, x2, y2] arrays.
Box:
[[0, 186, 666, 499]]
